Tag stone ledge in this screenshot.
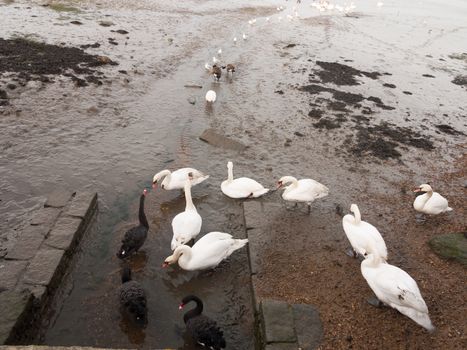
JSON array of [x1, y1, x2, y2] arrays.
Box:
[[0, 290, 34, 344], [0, 261, 28, 291], [44, 189, 74, 208], [22, 248, 65, 287], [30, 207, 61, 227], [66, 191, 98, 221], [6, 226, 49, 261], [44, 216, 83, 252]]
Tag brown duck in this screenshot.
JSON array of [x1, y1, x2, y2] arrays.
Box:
[[211, 65, 222, 81]]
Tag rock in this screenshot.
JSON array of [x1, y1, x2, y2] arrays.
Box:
[[96, 55, 113, 64], [22, 248, 65, 286], [70, 20, 83, 25], [99, 20, 114, 27], [6, 225, 48, 260], [44, 216, 83, 252], [261, 299, 297, 344], [0, 89, 8, 106], [0, 261, 28, 291], [452, 75, 467, 86], [188, 96, 196, 105], [199, 129, 246, 151], [6, 83, 16, 90], [44, 188, 74, 208], [114, 29, 129, 34], [428, 233, 467, 265], [246, 228, 263, 275], [292, 304, 323, 349], [0, 290, 34, 344], [294, 131, 305, 137], [30, 207, 61, 227]]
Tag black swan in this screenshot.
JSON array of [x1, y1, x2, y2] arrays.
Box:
[[118, 265, 147, 325], [179, 295, 226, 349], [117, 188, 149, 259]]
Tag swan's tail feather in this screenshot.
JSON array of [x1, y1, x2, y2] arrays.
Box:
[[445, 206, 453, 212], [232, 238, 248, 250]]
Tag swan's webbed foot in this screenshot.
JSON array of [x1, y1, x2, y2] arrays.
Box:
[[367, 296, 384, 308], [415, 213, 426, 223], [345, 248, 358, 258], [307, 203, 311, 214]]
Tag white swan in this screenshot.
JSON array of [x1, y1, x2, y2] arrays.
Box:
[[277, 176, 329, 212], [342, 204, 387, 260], [361, 250, 435, 332], [205, 90, 216, 103], [413, 184, 452, 215], [171, 179, 202, 250], [163, 232, 248, 271], [152, 168, 209, 191], [221, 161, 269, 198]]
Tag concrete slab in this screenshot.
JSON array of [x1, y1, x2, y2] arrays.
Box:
[[44, 189, 74, 208], [44, 216, 83, 252], [66, 191, 97, 220], [22, 248, 64, 287], [261, 299, 297, 344], [199, 128, 247, 151], [0, 261, 28, 291], [292, 304, 323, 350], [30, 207, 61, 227], [6, 225, 48, 261]]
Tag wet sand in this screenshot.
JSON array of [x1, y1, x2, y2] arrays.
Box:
[[0, 0, 466, 349]]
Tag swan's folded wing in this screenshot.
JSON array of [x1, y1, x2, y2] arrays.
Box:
[[427, 193, 449, 213], [194, 232, 233, 249], [376, 271, 428, 313]]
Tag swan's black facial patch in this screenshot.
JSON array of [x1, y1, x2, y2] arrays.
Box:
[[161, 184, 165, 189], [398, 294, 404, 301]]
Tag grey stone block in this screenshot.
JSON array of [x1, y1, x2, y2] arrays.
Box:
[[243, 200, 262, 230], [266, 343, 299, 350], [0, 290, 34, 344], [261, 299, 297, 344], [292, 304, 323, 350], [6, 225, 48, 260], [30, 207, 61, 227], [0, 261, 28, 290], [44, 216, 83, 252], [200, 128, 247, 151], [44, 188, 74, 208], [247, 228, 263, 275], [251, 274, 261, 312], [67, 191, 97, 220], [22, 248, 64, 286]]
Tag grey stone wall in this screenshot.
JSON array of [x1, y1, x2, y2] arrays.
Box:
[[0, 190, 97, 344], [243, 201, 323, 350]]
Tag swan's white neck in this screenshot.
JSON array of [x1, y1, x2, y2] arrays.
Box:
[[418, 191, 433, 209], [227, 165, 234, 183], [157, 169, 171, 182], [174, 245, 192, 269], [184, 180, 195, 211], [362, 253, 381, 268], [351, 205, 361, 224], [282, 176, 298, 191]]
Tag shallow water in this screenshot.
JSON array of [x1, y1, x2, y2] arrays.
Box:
[[0, 0, 466, 348]]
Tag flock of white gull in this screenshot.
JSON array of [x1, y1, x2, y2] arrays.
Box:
[[114, 2, 453, 347]]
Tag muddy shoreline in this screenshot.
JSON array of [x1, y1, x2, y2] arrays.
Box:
[[1, 0, 466, 349]]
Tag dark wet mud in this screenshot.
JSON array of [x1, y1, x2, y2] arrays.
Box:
[[0, 38, 116, 88]]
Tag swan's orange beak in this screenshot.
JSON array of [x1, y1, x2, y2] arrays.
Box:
[[162, 261, 169, 268], [413, 187, 422, 193], [152, 182, 157, 190], [178, 304, 184, 310], [276, 181, 283, 189]]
